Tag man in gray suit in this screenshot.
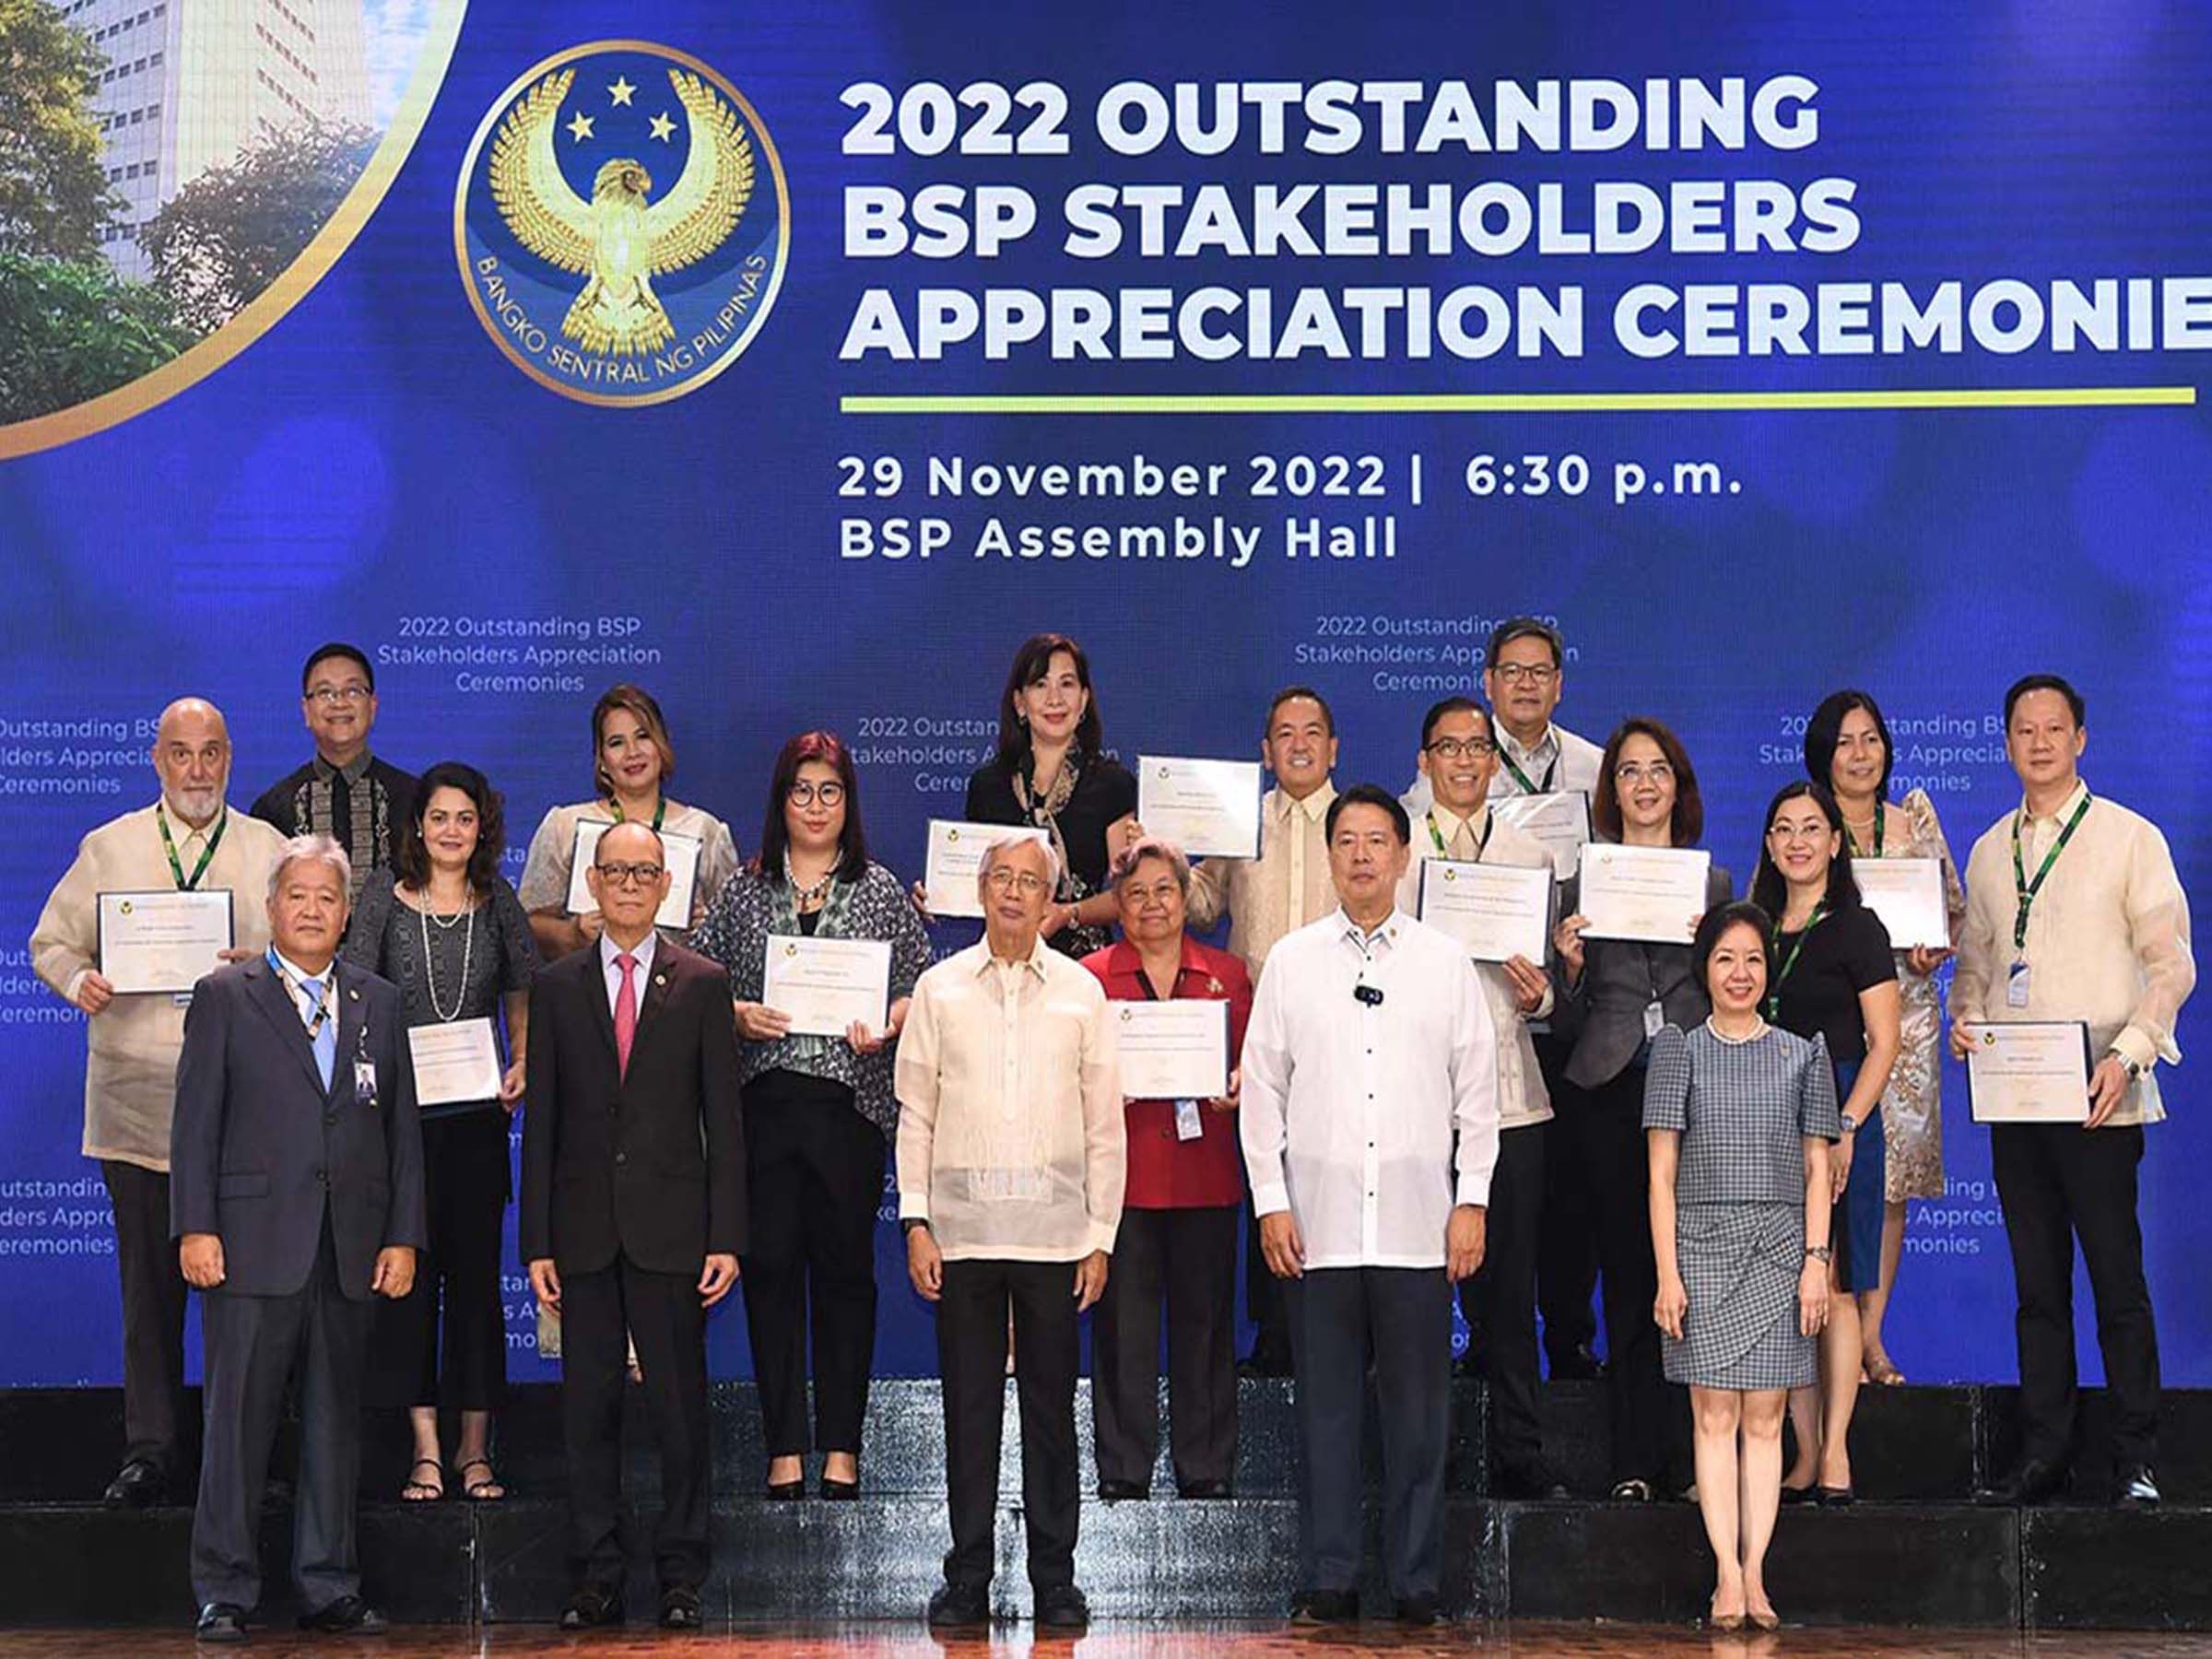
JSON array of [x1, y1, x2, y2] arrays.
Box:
[[171, 834, 425, 1642]]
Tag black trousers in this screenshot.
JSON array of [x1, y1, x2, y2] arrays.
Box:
[[1090, 1205, 1239, 1489], [1532, 1038, 1600, 1363], [937, 1257, 1080, 1593], [1992, 1123, 2160, 1469], [1285, 1265, 1452, 1601], [740, 1072, 885, 1457], [1457, 1122, 1546, 1468], [1564, 1066, 1689, 1488], [101, 1159, 191, 1475], [366, 1110, 510, 1412], [560, 1256, 711, 1593], [192, 1218, 368, 1614], [1243, 1198, 1289, 1363]]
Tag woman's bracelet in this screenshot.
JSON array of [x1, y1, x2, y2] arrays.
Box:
[[1804, 1243, 1834, 1263]]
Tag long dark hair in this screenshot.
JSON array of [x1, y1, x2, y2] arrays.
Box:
[[753, 730, 868, 884], [394, 760, 507, 897], [1748, 780, 1862, 921], [992, 632, 1104, 767], [1803, 689, 1894, 801], [1592, 717, 1704, 846]]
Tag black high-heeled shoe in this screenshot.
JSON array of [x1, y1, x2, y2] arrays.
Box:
[[818, 1475, 860, 1501], [765, 1475, 806, 1501]]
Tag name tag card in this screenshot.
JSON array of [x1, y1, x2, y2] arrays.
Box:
[[97, 889, 235, 994], [1136, 756, 1264, 859], [1112, 999, 1230, 1100], [1418, 858, 1553, 964], [566, 818, 701, 930], [1853, 857, 1949, 950], [923, 820, 1050, 919], [761, 935, 892, 1039], [1576, 843, 1712, 946], [407, 1018, 504, 1108], [1491, 790, 1593, 880]]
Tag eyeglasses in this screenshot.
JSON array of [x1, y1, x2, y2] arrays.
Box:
[[984, 868, 1049, 895], [1490, 663, 1558, 686], [1424, 736, 1496, 760], [1767, 823, 1830, 845], [594, 862, 665, 887], [1615, 761, 1675, 783], [306, 686, 371, 706], [786, 781, 846, 807]]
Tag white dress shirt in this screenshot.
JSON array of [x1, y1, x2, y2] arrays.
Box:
[[1241, 907, 1500, 1270], [1401, 722, 1605, 816], [599, 928, 659, 1018]]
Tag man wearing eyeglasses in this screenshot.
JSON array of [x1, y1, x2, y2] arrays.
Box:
[[521, 821, 746, 1631], [896, 834, 1124, 1631], [250, 643, 417, 901]]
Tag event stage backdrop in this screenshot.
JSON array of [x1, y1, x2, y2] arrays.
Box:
[[1, 0, 2206, 1390]]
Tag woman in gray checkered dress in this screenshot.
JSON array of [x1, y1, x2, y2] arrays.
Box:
[[1643, 902, 1841, 1630]]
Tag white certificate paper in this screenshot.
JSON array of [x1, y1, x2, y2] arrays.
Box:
[[1967, 1021, 2092, 1124], [762, 935, 892, 1039], [1418, 858, 1553, 964], [923, 820, 1050, 919], [1853, 857, 1950, 950], [1136, 756, 1264, 859], [1491, 790, 1593, 879], [1576, 843, 1713, 945], [1112, 999, 1230, 1100], [97, 888, 234, 994], [407, 1018, 504, 1108], [566, 818, 701, 930]]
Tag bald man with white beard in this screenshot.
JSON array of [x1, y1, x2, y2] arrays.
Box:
[[31, 699, 288, 1506]]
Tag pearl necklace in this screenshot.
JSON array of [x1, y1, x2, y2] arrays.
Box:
[[783, 851, 834, 911], [418, 894, 477, 1023], [1705, 1016, 1767, 1045]]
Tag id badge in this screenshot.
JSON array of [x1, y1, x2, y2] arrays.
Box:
[[1174, 1099, 1206, 1142], [171, 993, 194, 1009], [1642, 1000, 1666, 1040], [2006, 961, 2031, 1008], [355, 1059, 379, 1107]]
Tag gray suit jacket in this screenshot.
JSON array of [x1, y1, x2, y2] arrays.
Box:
[[170, 955, 426, 1299], [1552, 863, 1735, 1090]]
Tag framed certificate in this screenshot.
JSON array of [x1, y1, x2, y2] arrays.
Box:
[[1418, 858, 1553, 965], [1136, 756, 1264, 859], [761, 935, 892, 1039], [1112, 999, 1230, 1100], [923, 820, 1050, 920], [1491, 790, 1593, 880], [1853, 857, 1949, 950], [1967, 1021, 2094, 1124], [407, 1018, 504, 1110], [566, 818, 702, 930], [96, 888, 234, 994], [1576, 843, 1712, 945]]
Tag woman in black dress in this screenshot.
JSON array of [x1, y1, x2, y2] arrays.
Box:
[[1747, 782, 1900, 1504], [345, 760, 539, 1501]]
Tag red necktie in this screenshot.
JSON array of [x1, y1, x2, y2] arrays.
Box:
[[614, 952, 638, 1078]]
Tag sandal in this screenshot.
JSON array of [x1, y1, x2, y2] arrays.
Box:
[[401, 1457, 444, 1501], [1865, 1355, 1908, 1387], [453, 1456, 505, 1501]]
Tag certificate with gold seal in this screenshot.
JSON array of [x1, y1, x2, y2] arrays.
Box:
[[567, 818, 702, 930], [1575, 844, 1712, 945], [1137, 757, 1264, 859], [1418, 859, 1552, 964], [924, 820, 1050, 919], [1111, 1000, 1230, 1100], [1967, 1021, 2092, 1124], [762, 936, 891, 1039], [408, 1018, 504, 1110], [97, 889, 234, 994]]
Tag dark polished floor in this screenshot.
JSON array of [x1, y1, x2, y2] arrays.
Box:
[[7, 1624, 2212, 1657]]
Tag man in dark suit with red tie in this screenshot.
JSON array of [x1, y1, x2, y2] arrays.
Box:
[[522, 820, 746, 1631]]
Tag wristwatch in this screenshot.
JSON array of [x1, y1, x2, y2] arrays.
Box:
[[2111, 1050, 2145, 1083], [1804, 1244, 1834, 1264], [1839, 1115, 1861, 1135]]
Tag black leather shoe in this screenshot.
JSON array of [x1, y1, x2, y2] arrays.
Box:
[[926, 1581, 991, 1628], [103, 1457, 164, 1508], [1178, 1477, 1234, 1500], [659, 1585, 703, 1630], [818, 1475, 860, 1500], [2117, 1465, 2161, 1506], [1096, 1478, 1149, 1501], [1493, 1460, 1570, 1500], [1547, 1341, 1603, 1381], [558, 1585, 625, 1630], [1977, 1458, 2067, 1507], [1290, 1587, 1359, 1625], [765, 1477, 806, 1500], [1780, 1481, 1817, 1506], [1395, 1594, 1441, 1626], [194, 1602, 248, 1642], [297, 1594, 386, 1633], [1034, 1583, 1090, 1630]]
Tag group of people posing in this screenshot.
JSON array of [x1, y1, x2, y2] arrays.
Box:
[[29, 622, 2194, 1639]]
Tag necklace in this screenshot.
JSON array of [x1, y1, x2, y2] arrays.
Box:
[[1841, 805, 1883, 859], [1706, 1015, 1767, 1045], [420, 879, 472, 930], [784, 850, 835, 911], [420, 899, 477, 1023]]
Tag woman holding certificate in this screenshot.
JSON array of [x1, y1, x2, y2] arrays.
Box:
[[343, 761, 539, 1501], [963, 634, 1138, 959], [1803, 690, 1966, 1387], [692, 731, 930, 1500], [1551, 717, 1730, 1502], [519, 684, 741, 961], [1747, 782, 1900, 1505], [1644, 901, 1841, 1632]]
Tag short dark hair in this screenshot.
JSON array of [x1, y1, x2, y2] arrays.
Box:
[[1692, 900, 1778, 996], [591, 684, 676, 796], [753, 730, 868, 885], [994, 633, 1104, 764], [1593, 717, 1704, 846], [1324, 782, 1411, 844], [1263, 685, 1335, 741], [1803, 689, 1894, 801], [2004, 673, 2085, 728], [1419, 696, 1492, 747], [1748, 781, 1863, 920], [300, 642, 374, 693], [394, 760, 506, 897], [1486, 617, 1564, 671]]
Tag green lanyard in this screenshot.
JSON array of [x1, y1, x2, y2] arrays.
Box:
[[610, 794, 666, 832], [1426, 809, 1492, 860], [1765, 903, 1828, 1022], [2011, 793, 2090, 952], [157, 804, 226, 891], [1848, 807, 1884, 860], [1498, 743, 1557, 795]]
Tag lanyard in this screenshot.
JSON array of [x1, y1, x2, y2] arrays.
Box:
[[2011, 793, 2091, 952], [1425, 809, 1493, 860], [1847, 807, 1884, 860], [1765, 904, 1828, 1022], [610, 794, 666, 831], [158, 804, 226, 890], [1499, 742, 1558, 796], [267, 949, 336, 1041]]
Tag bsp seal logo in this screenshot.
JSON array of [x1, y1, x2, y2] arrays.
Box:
[[454, 41, 789, 406]]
